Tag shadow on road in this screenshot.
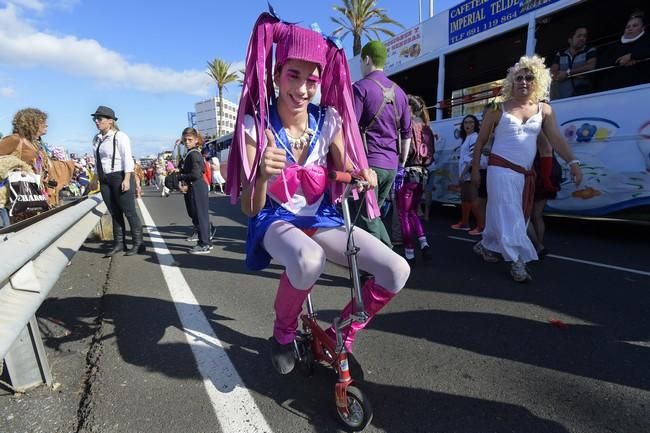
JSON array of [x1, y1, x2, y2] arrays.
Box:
[[39, 293, 571, 433]]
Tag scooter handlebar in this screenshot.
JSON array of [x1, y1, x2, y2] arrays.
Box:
[[328, 171, 368, 187], [328, 170, 353, 184]]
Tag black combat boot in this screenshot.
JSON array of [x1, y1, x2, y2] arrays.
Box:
[[105, 225, 127, 257], [124, 226, 146, 256]]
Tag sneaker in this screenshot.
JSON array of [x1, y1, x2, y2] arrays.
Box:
[[269, 337, 295, 374], [468, 226, 484, 236], [186, 230, 199, 242], [421, 244, 433, 261], [451, 222, 471, 230], [473, 242, 499, 263], [188, 244, 213, 255], [510, 260, 532, 282], [210, 224, 217, 241]]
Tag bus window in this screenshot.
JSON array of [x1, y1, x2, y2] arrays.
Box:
[[388, 59, 439, 120], [444, 26, 527, 118], [535, 0, 649, 99], [450, 79, 503, 118]]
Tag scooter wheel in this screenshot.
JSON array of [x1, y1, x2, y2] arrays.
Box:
[[335, 385, 373, 432]]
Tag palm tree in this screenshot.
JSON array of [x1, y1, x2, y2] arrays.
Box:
[[331, 0, 404, 56], [206, 58, 239, 137]]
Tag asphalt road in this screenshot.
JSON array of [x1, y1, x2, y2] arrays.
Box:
[[2, 187, 649, 433]]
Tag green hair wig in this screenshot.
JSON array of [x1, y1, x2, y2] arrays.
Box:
[[361, 40, 387, 68]]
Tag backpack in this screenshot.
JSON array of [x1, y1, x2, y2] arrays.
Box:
[[360, 77, 402, 154], [203, 160, 212, 185], [409, 121, 435, 167]]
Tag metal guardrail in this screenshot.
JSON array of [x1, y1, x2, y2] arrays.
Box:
[[0, 194, 106, 392]]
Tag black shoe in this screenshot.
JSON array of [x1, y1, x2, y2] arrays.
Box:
[[104, 226, 127, 258], [269, 337, 295, 375], [124, 243, 146, 256], [104, 243, 125, 258], [186, 230, 199, 242], [421, 244, 432, 261]]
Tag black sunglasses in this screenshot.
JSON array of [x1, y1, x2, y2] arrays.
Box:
[[515, 74, 535, 83]]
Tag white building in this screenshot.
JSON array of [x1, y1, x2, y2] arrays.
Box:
[[194, 97, 239, 140]]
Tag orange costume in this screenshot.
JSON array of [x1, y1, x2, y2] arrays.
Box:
[[0, 134, 75, 207]]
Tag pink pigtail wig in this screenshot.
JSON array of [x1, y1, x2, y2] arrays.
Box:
[[226, 12, 286, 201], [321, 40, 379, 218], [227, 10, 379, 218]]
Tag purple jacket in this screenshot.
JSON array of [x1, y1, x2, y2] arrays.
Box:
[[353, 70, 412, 170]]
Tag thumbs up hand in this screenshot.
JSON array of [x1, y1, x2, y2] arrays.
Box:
[[259, 129, 287, 181]]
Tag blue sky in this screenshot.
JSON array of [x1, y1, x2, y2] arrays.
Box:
[[0, 0, 458, 158]]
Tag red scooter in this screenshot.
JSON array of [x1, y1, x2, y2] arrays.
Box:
[[293, 171, 373, 432]]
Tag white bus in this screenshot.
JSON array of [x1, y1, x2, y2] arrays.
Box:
[[205, 133, 233, 179], [350, 0, 650, 217]]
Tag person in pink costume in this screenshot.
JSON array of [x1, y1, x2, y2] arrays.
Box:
[[226, 10, 410, 374]]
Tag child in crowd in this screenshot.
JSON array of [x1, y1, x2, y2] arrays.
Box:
[[178, 128, 212, 254], [227, 11, 410, 374]]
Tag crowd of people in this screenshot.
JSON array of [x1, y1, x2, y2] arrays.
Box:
[[1, 4, 645, 378], [222, 7, 583, 375], [550, 10, 649, 99]]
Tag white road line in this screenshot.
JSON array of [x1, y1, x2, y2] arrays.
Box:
[[448, 235, 650, 277], [137, 199, 272, 433]]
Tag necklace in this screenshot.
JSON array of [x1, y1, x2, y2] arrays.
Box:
[[284, 124, 315, 150]]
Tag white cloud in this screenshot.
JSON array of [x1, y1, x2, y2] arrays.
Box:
[[0, 86, 15, 96], [2, 0, 80, 12], [5, 0, 45, 12], [0, 4, 217, 96]]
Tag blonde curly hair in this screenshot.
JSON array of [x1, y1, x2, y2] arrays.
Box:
[[12, 108, 48, 142], [500, 55, 551, 103]]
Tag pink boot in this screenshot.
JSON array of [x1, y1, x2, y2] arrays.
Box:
[[271, 272, 312, 374], [329, 278, 396, 353], [273, 272, 312, 345]]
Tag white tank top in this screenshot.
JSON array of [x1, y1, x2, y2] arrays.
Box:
[[492, 103, 543, 170]]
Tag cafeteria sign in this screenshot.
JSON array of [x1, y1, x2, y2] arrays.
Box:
[[449, 0, 561, 45]]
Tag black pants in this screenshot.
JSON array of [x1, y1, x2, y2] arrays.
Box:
[[183, 179, 211, 246], [100, 171, 142, 236]]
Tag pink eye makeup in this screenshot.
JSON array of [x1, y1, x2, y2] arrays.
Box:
[[284, 69, 321, 87], [307, 75, 321, 85]]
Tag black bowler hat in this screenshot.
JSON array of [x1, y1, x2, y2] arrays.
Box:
[[91, 106, 117, 120]]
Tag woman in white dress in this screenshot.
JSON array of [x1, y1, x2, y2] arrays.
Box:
[[470, 55, 583, 282]]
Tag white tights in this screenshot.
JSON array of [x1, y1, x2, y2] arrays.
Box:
[[263, 220, 410, 292]]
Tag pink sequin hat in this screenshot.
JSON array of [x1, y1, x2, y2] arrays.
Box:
[[275, 24, 327, 72]]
